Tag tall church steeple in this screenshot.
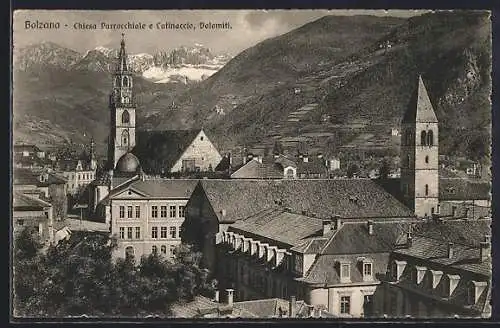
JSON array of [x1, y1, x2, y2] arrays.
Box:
[[108, 34, 136, 170], [400, 75, 439, 218]]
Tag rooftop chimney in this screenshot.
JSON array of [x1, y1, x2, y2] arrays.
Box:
[[214, 290, 220, 303], [226, 288, 234, 307], [406, 232, 413, 248], [289, 296, 296, 318], [447, 242, 454, 259], [480, 240, 490, 263], [322, 219, 332, 235], [307, 305, 315, 318], [334, 215, 342, 230], [367, 220, 374, 235]]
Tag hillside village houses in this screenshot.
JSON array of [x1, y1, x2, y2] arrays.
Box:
[[13, 35, 491, 318]]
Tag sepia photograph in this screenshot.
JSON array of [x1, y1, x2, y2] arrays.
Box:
[[11, 9, 492, 320]]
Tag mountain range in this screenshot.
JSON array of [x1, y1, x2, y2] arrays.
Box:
[[12, 11, 491, 164]]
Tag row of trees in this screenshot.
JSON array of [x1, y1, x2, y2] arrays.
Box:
[[13, 228, 216, 318]]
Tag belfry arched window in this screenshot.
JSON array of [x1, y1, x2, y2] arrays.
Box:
[[122, 130, 129, 146], [421, 131, 427, 146], [122, 110, 130, 124], [427, 130, 434, 146], [123, 76, 129, 87]]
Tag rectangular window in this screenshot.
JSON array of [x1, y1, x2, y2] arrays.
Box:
[[341, 263, 351, 279], [152, 206, 158, 218], [160, 206, 167, 218], [363, 263, 373, 277], [119, 227, 125, 239], [151, 226, 158, 239], [340, 296, 351, 314], [170, 226, 177, 239], [127, 227, 133, 239], [119, 206, 125, 218], [135, 227, 141, 239], [169, 206, 177, 218], [160, 226, 168, 238], [127, 206, 133, 218], [178, 206, 186, 218], [135, 206, 140, 218]]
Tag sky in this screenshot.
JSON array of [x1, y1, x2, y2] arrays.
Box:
[[13, 10, 428, 55]]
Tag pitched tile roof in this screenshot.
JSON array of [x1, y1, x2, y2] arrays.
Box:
[[102, 179, 198, 204], [230, 208, 324, 247], [230, 159, 284, 179], [376, 178, 491, 202], [130, 179, 198, 198], [394, 237, 490, 276], [410, 218, 491, 248], [274, 155, 297, 168], [197, 179, 415, 224], [394, 218, 491, 276], [13, 192, 52, 210], [14, 144, 41, 153], [234, 298, 308, 318], [13, 168, 67, 186], [300, 252, 390, 286], [320, 221, 411, 254], [132, 129, 202, 174]]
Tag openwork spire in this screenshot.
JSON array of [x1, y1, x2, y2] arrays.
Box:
[[117, 33, 128, 72]]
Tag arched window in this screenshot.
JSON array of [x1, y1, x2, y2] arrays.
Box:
[[122, 130, 129, 146], [125, 246, 134, 260], [425, 184, 429, 196], [115, 76, 120, 87], [123, 76, 129, 87], [122, 96, 130, 104], [406, 131, 412, 146], [406, 155, 410, 168], [427, 130, 434, 146], [420, 131, 427, 146], [122, 110, 130, 124], [285, 168, 295, 179], [152, 245, 158, 254], [425, 156, 429, 164], [161, 245, 167, 254]]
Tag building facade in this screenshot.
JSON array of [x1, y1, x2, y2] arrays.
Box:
[[13, 191, 54, 244], [216, 211, 413, 317], [98, 179, 198, 260], [378, 218, 491, 318]]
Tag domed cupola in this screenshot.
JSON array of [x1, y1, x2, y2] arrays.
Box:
[[116, 152, 141, 173]]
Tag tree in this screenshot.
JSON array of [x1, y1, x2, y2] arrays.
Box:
[[378, 159, 391, 180], [13, 227, 47, 317], [347, 163, 359, 178], [272, 141, 284, 155], [13, 230, 216, 318]]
